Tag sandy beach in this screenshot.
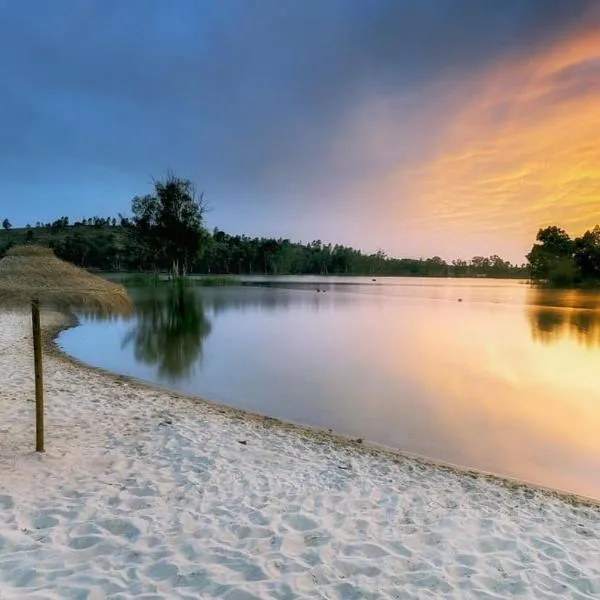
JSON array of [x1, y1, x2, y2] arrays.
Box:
[[0, 311, 599, 599]]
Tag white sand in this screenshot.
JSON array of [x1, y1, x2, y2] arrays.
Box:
[[0, 311, 599, 599]]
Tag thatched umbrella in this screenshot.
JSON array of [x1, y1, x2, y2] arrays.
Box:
[[0, 245, 132, 452]]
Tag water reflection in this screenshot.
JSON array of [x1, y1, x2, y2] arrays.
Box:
[[122, 285, 212, 380], [61, 280, 600, 498], [203, 285, 358, 315], [526, 287, 600, 347]]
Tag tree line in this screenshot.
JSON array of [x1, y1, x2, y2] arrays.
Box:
[[1, 174, 528, 279]]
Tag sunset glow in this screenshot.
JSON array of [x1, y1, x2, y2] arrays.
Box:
[[396, 21, 600, 259], [2, 1, 600, 261]]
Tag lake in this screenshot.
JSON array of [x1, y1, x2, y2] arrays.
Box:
[[58, 277, 600, 499]]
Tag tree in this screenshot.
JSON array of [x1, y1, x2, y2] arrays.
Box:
[[451, 259, 468, 277], [535, 226, 573, 256], [50, 216, 69, 234], [129, 174, 208, 278], [2, 218, 11, 231], [527, 226, 574, 281], [471, 256, 491, 274], [573, 226, 600, 282]]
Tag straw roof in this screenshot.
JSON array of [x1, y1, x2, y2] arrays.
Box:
[[0, 245, 132, 314]]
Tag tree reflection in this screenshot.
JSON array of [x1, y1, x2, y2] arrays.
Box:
[[527, 287, 600, 348], [122, 284, 212, 380]]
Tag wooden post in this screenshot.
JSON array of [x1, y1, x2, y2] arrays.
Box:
[[31, 298, 44, 452]]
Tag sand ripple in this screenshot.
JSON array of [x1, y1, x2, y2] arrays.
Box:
[[0, 311, 599, 599]]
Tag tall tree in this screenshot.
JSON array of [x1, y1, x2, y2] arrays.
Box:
[[129, 174, 208, 278], [527, 226, 574, 281], [2, 218, 11, 231]]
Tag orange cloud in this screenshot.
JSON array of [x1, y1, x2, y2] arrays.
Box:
[[340, 16, 600, 261], [402, 21, 600, 259]]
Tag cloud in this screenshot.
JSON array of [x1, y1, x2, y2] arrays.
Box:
[[0, 0, 597, 258], [352, 9, 600, 260]]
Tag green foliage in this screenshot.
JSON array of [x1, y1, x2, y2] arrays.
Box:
[[546, 259, 577, 288], [527, 226, 574, 281], [2, 218, 11, 231], [528, 224, 600, 287], [573, 227, 600, 283], [195, 230, 527, 278], [0, 219, 527, 278], [536, 226, 573, 256], [127, 174, 208, 278]]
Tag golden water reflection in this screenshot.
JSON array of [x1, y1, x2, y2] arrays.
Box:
[[403, 296, 600, 499], [527, 288, 600, 347], [67, 280, 600, 499]]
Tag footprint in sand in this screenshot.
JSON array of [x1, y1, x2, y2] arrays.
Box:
[[68, 535, 104, 550], [11, 566, 38, 588], [0, 495, 13, 510], [100, 518, 141, 542], [223, 590, 261, 600], [146, 560, 179, 581], [235, 525, 272, 540], [341, 542, 389, 559], [32, 515, 59, 529], [282, 513, 318, 532], [247, 510, 270, 526]]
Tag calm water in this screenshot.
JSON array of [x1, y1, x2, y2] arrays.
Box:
[[59, 277, 600, 499]]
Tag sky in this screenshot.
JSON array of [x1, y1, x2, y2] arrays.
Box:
[[1, 0, 599, 262]]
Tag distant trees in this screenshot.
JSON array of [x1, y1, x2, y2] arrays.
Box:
[[194, 232, 525, 278], [49, 216, 69, 234], [2, 218, 11, 231], [73, 216, 113, 229], [0, 180, 530, 280], [527, 225, 600, 287], [48, 230, 121, 270]]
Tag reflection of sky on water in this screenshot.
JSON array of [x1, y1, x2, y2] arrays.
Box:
[[62, 279, 600, 499]]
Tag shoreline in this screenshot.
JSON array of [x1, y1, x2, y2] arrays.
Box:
[[49, 311, 599, 509], [1, 309, 599, 598]]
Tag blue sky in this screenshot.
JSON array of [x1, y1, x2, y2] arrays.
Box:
[[1, 0, 597, 260]]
